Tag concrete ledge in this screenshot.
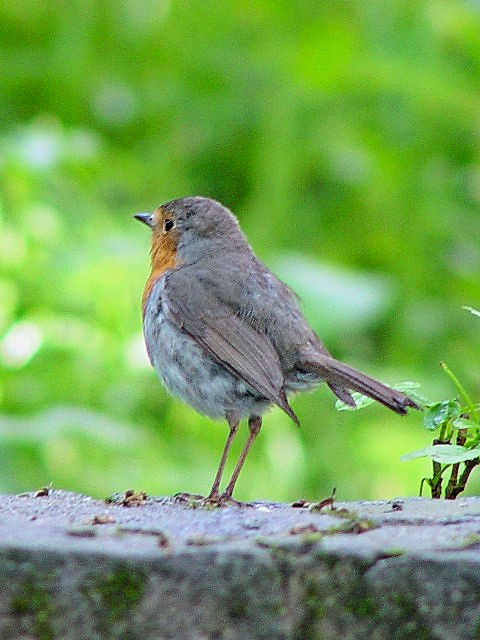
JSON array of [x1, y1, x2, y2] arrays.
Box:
[[1, 491, 480, 639]]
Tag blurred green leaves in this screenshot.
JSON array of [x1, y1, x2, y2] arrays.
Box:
[[273, 254, 393, 340]]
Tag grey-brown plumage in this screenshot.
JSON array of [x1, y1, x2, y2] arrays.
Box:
[[138, 196, 418, 503]]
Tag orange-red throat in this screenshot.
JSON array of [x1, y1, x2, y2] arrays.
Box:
[[142, 207, 179, 314]]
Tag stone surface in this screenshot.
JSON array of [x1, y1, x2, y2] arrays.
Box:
[[1, 491, 480, 638]]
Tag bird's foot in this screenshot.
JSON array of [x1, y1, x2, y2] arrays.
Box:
[[174, 491, 252, 508], [201, 493, 252, 508]]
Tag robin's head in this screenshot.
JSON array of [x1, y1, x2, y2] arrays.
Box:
[[135, 196, 249, 268]]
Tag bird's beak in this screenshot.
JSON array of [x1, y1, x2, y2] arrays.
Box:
[[134, 212, 153, 227]]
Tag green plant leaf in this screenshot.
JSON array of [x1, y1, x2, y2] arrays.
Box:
[[423, 400, 460, 431], [335, 391, 376, 411], [392, 382, 429, 407], [401, 444, 480, 464], [451, 417, 475, 430], [407, 391, 430, 407], [392, 381, 421, 392]]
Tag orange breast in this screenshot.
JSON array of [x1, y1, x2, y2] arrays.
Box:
[[142, 231, 179, 315]]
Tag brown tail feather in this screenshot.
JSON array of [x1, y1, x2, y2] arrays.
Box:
[[302, 356, 420, 415]]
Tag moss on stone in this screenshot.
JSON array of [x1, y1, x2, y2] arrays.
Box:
[[89, 565, 145, 636], [228, 591, 250, 621], [472, 615, 480, 637], [345, 594, 377, 618], [390, 593, 434, 640], [95, 566, 145, 614], [10, 578, 54, 640], [293, 576, 326, 640]]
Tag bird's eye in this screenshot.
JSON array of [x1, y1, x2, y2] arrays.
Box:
[[163, 218, 175, 233]]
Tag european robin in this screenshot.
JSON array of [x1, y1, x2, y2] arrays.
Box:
[[135, 197, 418, 504]]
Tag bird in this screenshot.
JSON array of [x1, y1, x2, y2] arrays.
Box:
[[135, 196, 418, 505]]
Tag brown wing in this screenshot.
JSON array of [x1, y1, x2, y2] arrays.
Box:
[[163, 269, 298, 423]]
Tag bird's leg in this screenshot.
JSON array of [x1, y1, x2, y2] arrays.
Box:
[[206, 416, 239, 500], [221, 416, 262, 500]]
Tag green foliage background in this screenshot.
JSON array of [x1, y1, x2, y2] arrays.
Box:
[[0, 0, 479, 501]]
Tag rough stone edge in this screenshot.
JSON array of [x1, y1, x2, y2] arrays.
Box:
[[2, 537, 480, 639]]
